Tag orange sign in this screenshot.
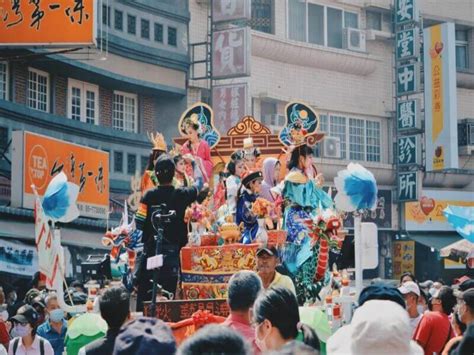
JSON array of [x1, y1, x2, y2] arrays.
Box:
[[393, 241, 415, 280], [12, 131, 109, 219], [0, 0, 96, 45]]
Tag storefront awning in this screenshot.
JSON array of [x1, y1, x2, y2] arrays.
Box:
[[0, 219, 107, 250], [408, 232, 462, 251]]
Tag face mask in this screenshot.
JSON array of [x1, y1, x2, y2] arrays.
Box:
[[457, 304, 465, 321], [417, 305, 424, 315], [0, 310, 8, 321], [14, 324, 31, 338], [255, 323, 268, 352], [49, 309, 64, 323]]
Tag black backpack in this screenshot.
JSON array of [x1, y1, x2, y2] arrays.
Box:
[[12, 337, 44, 355]]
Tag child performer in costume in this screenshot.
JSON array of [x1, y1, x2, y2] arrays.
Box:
[[225, 150, 246, 217], [173, 154, 193, 188], [243, 137, 261, 170], [283, 144, 333, 243], [260, 157, 281, 203], [236, 171, 263, 244], [141, 132, 167, 193], [180, 118, 213, 184]]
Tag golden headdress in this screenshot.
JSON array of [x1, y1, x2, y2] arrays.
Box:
[[147, 132, 167, 152]]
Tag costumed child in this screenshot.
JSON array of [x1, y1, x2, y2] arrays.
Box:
[[141, 132, 167, 194], [277, 102, 334, 304], [179, 103, 220, 184], [173, 154, 193, 188], [225, 150, 246, 218], [242, 137, 261, 170], [236, 170, 263, 244]]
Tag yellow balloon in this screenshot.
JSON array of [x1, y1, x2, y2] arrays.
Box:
[[299, 110, 308, 119]]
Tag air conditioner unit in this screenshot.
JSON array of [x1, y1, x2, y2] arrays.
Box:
[[458, 119, 474, 155], [343, 28, 366, 52], [323, 137, 341, 159]]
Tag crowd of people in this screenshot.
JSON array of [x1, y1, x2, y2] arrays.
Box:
[[0, 270, 473, 355]]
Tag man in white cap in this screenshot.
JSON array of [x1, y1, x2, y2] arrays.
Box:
[[399, 281, 423, 335]]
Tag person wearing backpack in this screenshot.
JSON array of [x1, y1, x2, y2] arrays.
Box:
[[8, 305, 53, 355]]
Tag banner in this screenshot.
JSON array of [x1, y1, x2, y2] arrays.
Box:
[[0, 0, 96, 46], [393, 241, 415, 280], [212, 27, 251, 79], [405, 190, 474, 231], [11, 131, 109, 219], [212, 83, 248, 134], [0, 239, 38, 276], [423, 23, 459, 171]]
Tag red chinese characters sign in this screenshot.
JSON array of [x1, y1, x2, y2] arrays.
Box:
[[212, 84, 247, 134], [212, 27, 250, 79], [144, 299, 229, 322], [0, 0, 96, 46]]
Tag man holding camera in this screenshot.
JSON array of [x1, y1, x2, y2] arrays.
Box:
[[134, 155, 208, 311]]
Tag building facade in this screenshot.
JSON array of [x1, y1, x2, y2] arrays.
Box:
[[0, 0, 190, 284], [188, 0, 474, 280]]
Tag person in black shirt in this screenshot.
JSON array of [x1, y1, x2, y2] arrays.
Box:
[[134, 155, 208, 311]]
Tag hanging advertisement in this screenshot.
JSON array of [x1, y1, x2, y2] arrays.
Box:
[[393, 241, 415, 280], [405, 190, 474, 231], [0, 239, 38, 276], [212, 27, 251, 79], [423, 23, 459, 171], [212, 83, 248, 134], [0, 0, 96, 46], [212, 0, 251, 23], [11, 131, 109, 219]]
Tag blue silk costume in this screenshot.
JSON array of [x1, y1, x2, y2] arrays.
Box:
[[283, 169, 333, 244], [236, 189, 259, 244]]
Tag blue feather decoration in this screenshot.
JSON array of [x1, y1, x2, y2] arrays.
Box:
[[334, 163, 378, 212], [42, 172, 80, 223]]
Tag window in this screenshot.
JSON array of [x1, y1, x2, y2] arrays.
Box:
[[344, 12, 358, 29], [288, 0, 306, 42], [319, 114, 329, 133], [366, 11, 382, 31], [308, 4, 324, 45], [127, 14, 136, 35], [349, 118, 365, 161], [113, 91, 137, 133], [28, 68, 49, 112], [327, 7, 343, 48], [114, 10, 123, 31], [0, 61, 7, 100], [456, 30, 468, 70], [330, 115, 347, 159], [114, 151, 123, 173], [68, 79, 99, 124], [250, 0, 274, 34], [141, 155, 149, 173], [168, 26, 177, 46], [154, 23, 163, 43], [288, 1, 359, 49], [366, 121, 381, 162], [102, 5, 110, 26], [141, 19, 150, 39], [0, 127, 8, 151], [127, 154, 137, 175]]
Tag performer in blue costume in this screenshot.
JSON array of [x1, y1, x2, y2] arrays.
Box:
[[283, 143, 333, 244], [236, 171, 263, 244]]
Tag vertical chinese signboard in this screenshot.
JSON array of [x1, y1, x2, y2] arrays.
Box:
[[11, 131, 109, 219], [398, 171, 420, 202], [395, 0, 419, 26], [212, 0, 251, 23], [398, 136, 421, 166], [212, 83, 248, 134], [423, 23, 459, 171], [397, 99, 421, 131], [0, 0, 96, 46], [212, 27, 251, 79], [393, 240, 415, 280]]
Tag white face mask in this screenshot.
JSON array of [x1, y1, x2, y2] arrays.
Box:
[[0, 310, 8, 321], [14, 324, 32, 338], [255, 323, 269, 352], [417, 305, 424, 315]]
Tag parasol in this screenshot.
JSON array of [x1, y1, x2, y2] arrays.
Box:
[[443, 205, 474, 242]]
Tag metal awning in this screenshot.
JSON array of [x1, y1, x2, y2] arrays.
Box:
[[0, 219, 107, 250], [408, 232, 462, 251]]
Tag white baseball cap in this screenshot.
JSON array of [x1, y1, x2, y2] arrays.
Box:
[[398, 281, 420, 297]]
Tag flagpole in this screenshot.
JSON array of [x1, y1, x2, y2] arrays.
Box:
[[354, 213, 363, 297]]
